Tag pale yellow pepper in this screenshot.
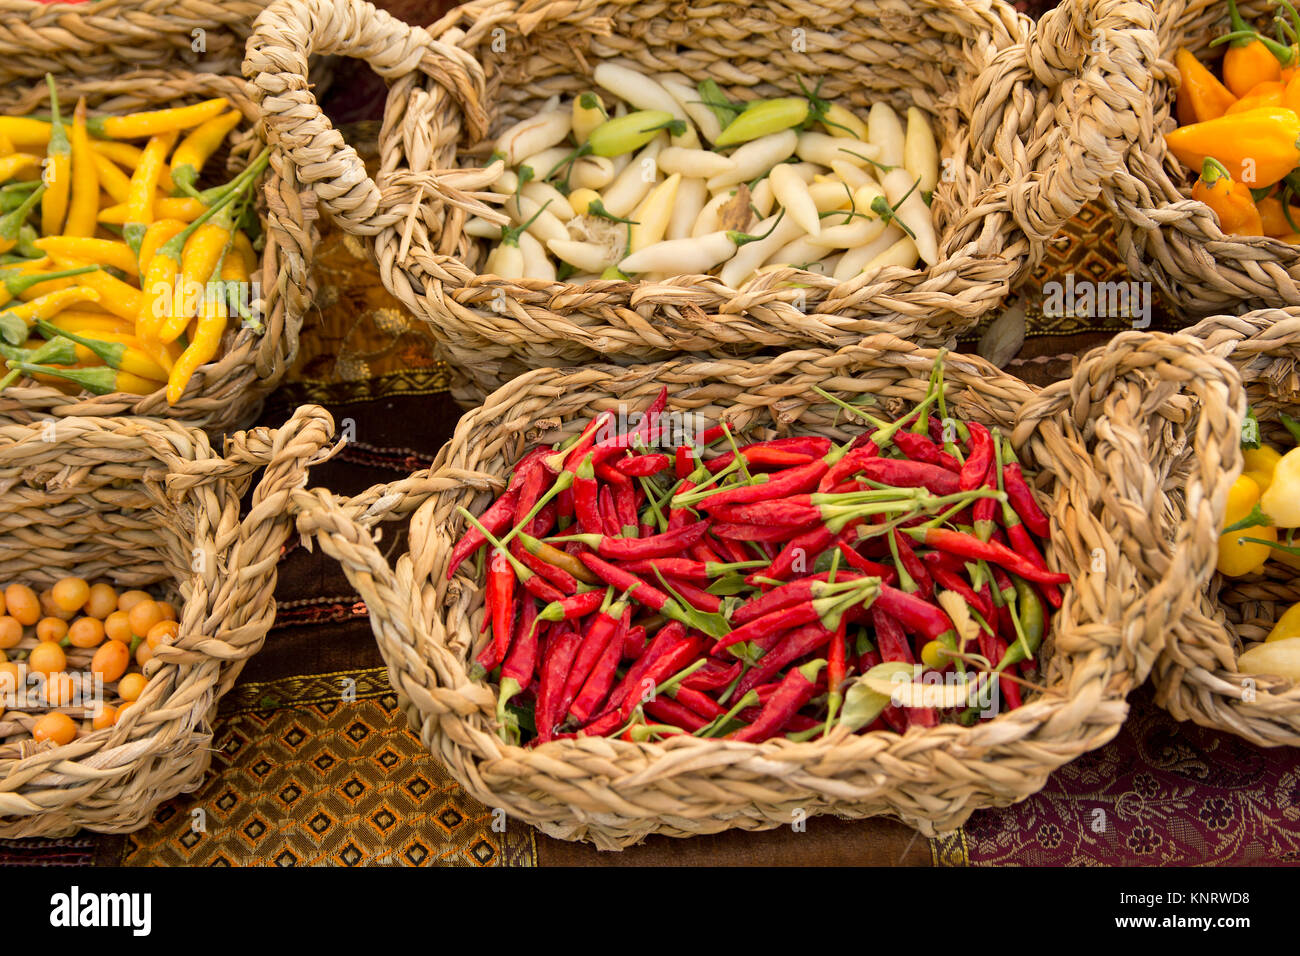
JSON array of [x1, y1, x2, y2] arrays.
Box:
[[1266, 602, 1300, 642], [1260, 446, 1300, 527], [1243, 444, 1282, 493]]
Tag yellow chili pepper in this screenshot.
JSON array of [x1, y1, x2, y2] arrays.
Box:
[[4, 361, 159, 395], [36, 253, 140, 320], [158, 202, 240, 342], [122, 131, 178, 255], [0, 132, 13, 155], [1243, 443, 1283, 490], [1217, 473, 1277, 576], [99, 195, 203, 226], [1261, 445, 1300, 525], [169, 111, 242, 197], [91, 140, 176, 193], [166, 288, 227, 404], [1191, 157, 1265, 235], [137, 219, 188, 270], [40, 77, 71, 238], [34, 237, 138, 279], [1166, 108, 1300, 188], [1225, 78, 1287, 113], [0, 153, 39, 181], [42, 310, 135, 337], [1266, 601, 1300, 642], [101, 98, 228, 140], [64, 98, 99, 237], [0, 117, 53, 149], [0, 286, 100, 344], [1256, 194, 1300, 235], [90, 152, 133, 205], [231, 229, 257, 273], [35, 321, 170, 381], [1211, 0, 1293, 96]]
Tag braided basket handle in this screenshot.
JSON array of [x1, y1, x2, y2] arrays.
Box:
[[290, 476, 497, 732], [156, 405, 338, 680], [1011, 0, 1158, 241], [1014, 331, 1246, 682], [244, 0, 489, 236]]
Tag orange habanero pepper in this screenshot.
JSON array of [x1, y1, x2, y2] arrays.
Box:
[[1192, 157, 1265, 235]]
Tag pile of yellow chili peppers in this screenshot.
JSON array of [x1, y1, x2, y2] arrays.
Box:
[[0, 75, 266, 405], [1217, 411, 1300, 680], [1169, 0, 1300, 239]]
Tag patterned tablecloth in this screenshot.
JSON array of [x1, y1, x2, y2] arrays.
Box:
[[5, 0, 1300, 866]]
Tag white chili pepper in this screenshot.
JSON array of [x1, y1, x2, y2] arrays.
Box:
[[658, 146, 736, 180], [717, 211, 803, 287], [518, 146, 574, 183], [861, 235, 918, 274], [486, 242, 524, 279], [881, 167, 938, 265], [548, 238, 615, 273], [659, 74, 723, 144], [904, 106, 939, 197], [630, 173, 681, 251], [820, 102, 869, 139], [497, 111, 571, 166], [518, 230, 556, 281], [807, 214, 886, 249], [829, 159, 873, 190], [868, 103, 905, 168], [751, 177, 776, 217], [465, 217, 501, 238], [618, 230, 736, 274], [505, 194, 569, 246], [796, 131, 882, 169], [766, 236, 826, 269], [666, 177, 707, 240], [523, 181, 576, 222], [593, 63, 696, 146], [541, 94, 561, 113], [572, 92, 608, 144], [692, 190, 731, 236], [833, 225, 904, 280], [602, 136, 665, 217], [566, 156, 613, 190], [769, 163, 820, 236], [809, 180, 856, 212], [491, 168, 519, 194], [706, 130, 798, 190]]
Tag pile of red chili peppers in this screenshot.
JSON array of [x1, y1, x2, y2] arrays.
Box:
[[448, 354, 1066, 745]]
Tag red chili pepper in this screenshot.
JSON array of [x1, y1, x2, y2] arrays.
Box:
[[598, 484, 620, 536], [674, 446, 696, 480], [1001, 520, 1063, 609], [662, 577, 722, 613], [709, 495, 822, 526], [731, 660, 826, 743], [712, 521, 815, 542], [730, 571, 865, 626], [856, 458, 959, 495], [615, 556, 759, 582], [536, 589, 607, 624], [644, 696, 710, 732], [874, 583, 957, 643], [556, 486, 575, 527], [553, 521, 710, 561], [615, 452, 671, 477], [557, 595, 629, 721], [594, 459, 639, 534], [447, 485, 518, 580], [622, 624, 647, 659], [551, 410, 615, 473], [907, 528, 1070, 586], [535, 624, 582, 742], [714, 536, 753, 565], [959, 422, 994, 492], [706, 437, 829, 473], [750, 524, 838, 584], [715, 579, 875, 654], [972, 460, 999, 542], [610, 624, 702, 722], [870, 607, 936, 727], [827, 619, 847, 699], [668, 684, 726, 721], [1002, 462, 1050, 538], [578, 552, 672, 611], [834, 540, 897, 582], [569, 606, 631, 723], [977, 628, 1022, 711], [681, 658, 741, 692], [925, 561, 993, 622], [687, 457, 831, 509], [510, 540, 577, 594], [817, 443, 878, 492], [572, 453, 602, 534], [890, 529, 932, 599], [474, 548, 516, 672], [601, 620, 688, 718], [893, 431, 960, 472]]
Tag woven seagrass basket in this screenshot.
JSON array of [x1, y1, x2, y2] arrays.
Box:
[[1104, 0, 1300, 317], [0, 68, 317, 435], [0, 405, 335, 837], [290, 333, 1237, 848], [0, 0, 275, 82], [246, 0, 1143, 403], [1145, 310, 1300, 746]]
